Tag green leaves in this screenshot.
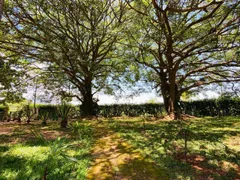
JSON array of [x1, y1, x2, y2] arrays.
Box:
[[57, 102, 72, 121]]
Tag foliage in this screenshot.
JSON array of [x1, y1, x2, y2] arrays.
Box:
[[58, 103, 72, 121], [184, 97, 240, 117], [70, 122, 93, 140], [0, 58, 25, 103], [99, 97, 240, 117], [58, 102, 72, 128], [0, 0, 3, 20], [38, 111, 49, 126], [1, 0, 128, 116], [0, 104, 7, 121], [22, 104, 35, 123], [125, 0, 240, 118]]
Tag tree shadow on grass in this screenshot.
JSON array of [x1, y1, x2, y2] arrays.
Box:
[[109, 117, 240, 179], [88, 126, 169, 180]]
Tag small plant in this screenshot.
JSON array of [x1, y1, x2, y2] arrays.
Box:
[[177, 122, 194, 162], [30, 129, 79, 179], [70, 122, 92, 139], [23, 104, 35, 123], [58, 102, 72, 128], [39, 111, 49, 126], [30, 128, 46, 144]]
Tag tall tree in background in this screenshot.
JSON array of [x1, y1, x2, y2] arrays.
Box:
[[1, 0, 127, 117], [126, 0, 240, 119]]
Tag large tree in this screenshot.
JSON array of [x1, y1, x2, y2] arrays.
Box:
[[1, 0, 127, 116], [126, 0, 240, 119]]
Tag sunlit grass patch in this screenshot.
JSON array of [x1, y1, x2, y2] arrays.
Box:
[[0, 121, 94, 180], [224, 135, 240, 152], [9, 145, 49, 160]]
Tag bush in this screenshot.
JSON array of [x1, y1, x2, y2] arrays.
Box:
[[184, 99, 218, 117], [58, 102, 72, 128], [216, 96, 240, 116]]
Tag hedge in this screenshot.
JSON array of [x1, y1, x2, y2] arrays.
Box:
[[98, 103, 165, 117], [183, 98, 240, 117], [98, 98, 240, 117], [1, 97, 239, 120]]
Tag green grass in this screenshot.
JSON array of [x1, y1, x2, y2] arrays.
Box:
[[109, 116, 240, 180], [1, 116, 240, 179], [0, 121, 93, 180]]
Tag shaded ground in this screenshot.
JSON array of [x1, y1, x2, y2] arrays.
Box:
[[109, 116, 240, 180], [87, 121, 168, 180]]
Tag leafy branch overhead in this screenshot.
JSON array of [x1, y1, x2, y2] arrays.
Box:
[[0, 0, 128, 116], [0, 0, 239, 119], [125, 0, 240, 118]]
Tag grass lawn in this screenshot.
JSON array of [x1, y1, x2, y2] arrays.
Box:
[[108, 116, 240, 180], [0, 116, 239, 180], [0, 121, 93, 180]]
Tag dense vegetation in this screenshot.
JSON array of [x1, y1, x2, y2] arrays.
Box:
[[0, 1, 239, 179]]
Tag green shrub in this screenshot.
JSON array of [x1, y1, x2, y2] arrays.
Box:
[[98, 97, 239, 117], [23, 104, 35, 123], [58, 102, 72, 128], [184, 99, 218, 116], [70, 121, 92, 139]]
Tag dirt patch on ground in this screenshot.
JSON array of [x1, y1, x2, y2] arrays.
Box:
[[0, 121, 71, 144], [175, 153, 240, 180], [87, 122, 168, 180]]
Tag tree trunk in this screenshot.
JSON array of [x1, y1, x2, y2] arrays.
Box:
[[161, 71, 181, 120], [80, 80, 94, 117], [60, 118, 67, 128], [0, 0, 4, 21]]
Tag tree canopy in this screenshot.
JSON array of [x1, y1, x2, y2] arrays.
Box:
[[125, 0, 240, 118], [1, 0, 127, 116], [0, 0, 239, 119]]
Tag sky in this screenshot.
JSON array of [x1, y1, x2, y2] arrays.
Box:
[[23, 88, 220, 105], [96, 90, 219, 105]]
